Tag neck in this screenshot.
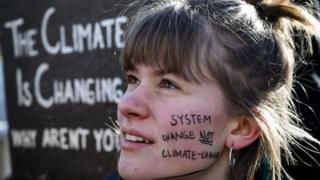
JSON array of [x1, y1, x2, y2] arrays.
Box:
[[168, 150, 231, 180]]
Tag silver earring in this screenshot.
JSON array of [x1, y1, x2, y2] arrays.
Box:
[[229, 144, 236, 168]]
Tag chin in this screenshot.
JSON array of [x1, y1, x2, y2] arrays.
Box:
[[118, 166, 153, 180], [118, 158, 172, 180], [117, 157, 151, 180]]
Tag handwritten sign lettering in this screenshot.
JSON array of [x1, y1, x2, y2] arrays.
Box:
[[1, 1, 124, 179]]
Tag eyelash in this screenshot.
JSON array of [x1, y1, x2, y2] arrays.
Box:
[[125, 74, 179, 90], [126, 74, 139, 85], [159, 79, 179, 90]]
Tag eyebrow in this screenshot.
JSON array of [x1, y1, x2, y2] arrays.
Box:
[[124, 63, 196, 83], [126, 65, 167, 76]]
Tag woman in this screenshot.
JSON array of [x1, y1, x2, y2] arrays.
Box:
[[116, 0, 320, 179]]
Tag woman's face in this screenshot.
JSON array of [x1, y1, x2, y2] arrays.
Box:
[[117, 64, 233, 179]]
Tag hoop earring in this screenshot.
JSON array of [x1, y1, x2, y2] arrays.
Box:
[[229, 144, 236, 168]]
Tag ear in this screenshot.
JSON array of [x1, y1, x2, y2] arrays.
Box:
[[226, 116, 261, 150]]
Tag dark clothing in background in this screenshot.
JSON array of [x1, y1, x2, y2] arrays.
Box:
[[284, 1, 320, 179]]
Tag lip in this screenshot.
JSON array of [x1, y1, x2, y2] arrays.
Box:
[[120, 128, 154, 151]]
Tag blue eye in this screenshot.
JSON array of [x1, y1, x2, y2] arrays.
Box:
[[159, 79, 179, 90]]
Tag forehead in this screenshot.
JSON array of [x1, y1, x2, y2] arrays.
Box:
[[121, 4, 217, 83]]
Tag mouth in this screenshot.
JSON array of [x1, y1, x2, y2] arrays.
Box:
[[120, 129, 154, 150], [124, 133, 153, 144]]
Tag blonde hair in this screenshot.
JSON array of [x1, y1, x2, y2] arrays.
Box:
[[120, 0, 320, 179]]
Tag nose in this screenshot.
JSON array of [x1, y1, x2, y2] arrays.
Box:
[[117, 86, 150, 120]]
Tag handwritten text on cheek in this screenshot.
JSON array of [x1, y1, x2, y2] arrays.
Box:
[[162, 149, 220, 160], [161, 113, 220, 160], [170, 114, 211, 126], [162, 130, 214, 146]]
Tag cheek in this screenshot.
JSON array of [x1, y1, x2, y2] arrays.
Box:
[[157, 110, 228, 166], [117, 104, 231, 179]]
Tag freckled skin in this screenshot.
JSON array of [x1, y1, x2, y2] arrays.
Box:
[[117, 65, 233, 180]]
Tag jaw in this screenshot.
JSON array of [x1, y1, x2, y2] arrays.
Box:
[[165, 149, 231, 180], [118, 149, 230, 180]]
